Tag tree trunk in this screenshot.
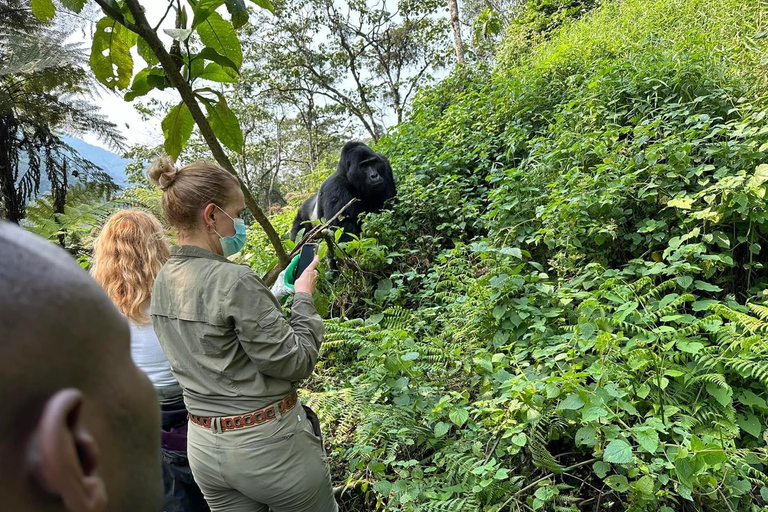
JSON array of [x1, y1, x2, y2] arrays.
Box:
[[448, 0, 465, 65], [0, 115, 22, 223]]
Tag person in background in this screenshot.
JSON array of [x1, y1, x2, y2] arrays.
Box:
[[148, 156, 337, 512], [91, 209, 209, 512], [0, 220, 162, 512]]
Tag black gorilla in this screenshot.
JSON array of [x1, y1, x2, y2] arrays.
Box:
[[290, 141, 396, 242]]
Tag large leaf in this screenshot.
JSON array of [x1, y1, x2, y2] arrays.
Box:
[[633, 427, 659, 454], [249, 0, 275, 12], [90, 17, 138, 90], [137, 38, 160, 66], [196, 12, 242, 69], [224, 0, 249, 28], [125, 67, 165, 101], [197, 62, 238, 83], [603, 439, 633, 464], [31, 0, 56, 22], [192, 0, 225, 28], [203, 96, 243, 153], [197, 48, 240, 75], [61, 0, 87, 12], [162, 102, 195, 160], [448, 408, 469, 427]]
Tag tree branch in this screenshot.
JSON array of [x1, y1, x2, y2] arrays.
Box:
[[119, 0, 289, 269]]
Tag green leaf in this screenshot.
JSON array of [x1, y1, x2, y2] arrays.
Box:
[[249, 0, 275, 13], [61, 0, 87, 13], [203, 96, 244, 153], [197, 62, 238, 83], [603, 439, 633, 464], [575, 426, 598, 446], [434, 421, 450, 437], [711, 231, 730, 249], [125, 67, 164, 101], [748, 163, 768, 188], [676, 276, 693, 289], [493, 468, 509, 480], [197, 48, 240, 76], [593, 461, 611, 478], [90, 17, 138, 90], [668, 197, 694, 209], [694, 280, 722, 292], [401, 351, 419, 361], [676, 340, 704, 355], [739, 390, 768, 409], [633, 427, 659, 454], [449, 408, 469, 427], [692, 299, 718, 312], [761, 487, 768, 502], [582, 405, 609, 422], [192, 0, 225, 28], [510, 433, 527, 446], [706, 382, 732, 407], [674, 456, 695, 488], [31, 0, 56, 22], [736, 413, 762, 438], [631, 475, 654, 496], [558, 394, 585, 410], [161, 102, 195, 160], [197, 12, 243, 69], [373, 481, 392, 495], [605, 475, 629, 492], [137, 37, 160, 66], [224, 0, 249, 28]]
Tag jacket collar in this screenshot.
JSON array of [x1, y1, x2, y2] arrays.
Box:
[[170, 244, 233, 264]]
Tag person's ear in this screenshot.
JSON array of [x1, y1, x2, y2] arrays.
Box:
[[203, 203, 217, 229], [27, 389, 107, 512]]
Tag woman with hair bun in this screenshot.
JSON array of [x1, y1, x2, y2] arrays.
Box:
[[91, 209, 209, 512], [147, 157, 337, 512]]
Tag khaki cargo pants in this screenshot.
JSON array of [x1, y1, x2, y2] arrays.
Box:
[[187, 401, 338, 512]]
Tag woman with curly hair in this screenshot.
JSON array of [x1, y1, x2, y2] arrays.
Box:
[[91, 209, 209, 512]]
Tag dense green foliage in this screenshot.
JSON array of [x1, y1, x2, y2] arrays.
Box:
[[246, 0, 768, 510]]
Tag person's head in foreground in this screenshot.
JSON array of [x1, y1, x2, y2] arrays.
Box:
[[0, 222, 162, 512]]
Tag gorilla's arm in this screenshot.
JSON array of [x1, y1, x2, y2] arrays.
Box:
[[320, 176, 362, 242], [290, 193, 318, 241]]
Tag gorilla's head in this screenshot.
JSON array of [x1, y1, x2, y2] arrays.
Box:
[[340, 142, 390, 196]]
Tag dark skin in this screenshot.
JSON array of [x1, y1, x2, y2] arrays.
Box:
[[0, 221, 162, 512]]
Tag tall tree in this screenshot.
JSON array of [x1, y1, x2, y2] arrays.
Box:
[[447, 0, 465, 63], [251, 0, 451, 141], [0, 1, 121, 224]]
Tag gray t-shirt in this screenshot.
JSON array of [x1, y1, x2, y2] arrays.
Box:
[[129, 317, 179, 391]]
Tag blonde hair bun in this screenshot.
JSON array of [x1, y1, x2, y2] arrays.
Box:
[[148, 156, 179, 190]]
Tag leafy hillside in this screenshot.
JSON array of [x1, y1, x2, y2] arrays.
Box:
[[248, 0, 768, 510]]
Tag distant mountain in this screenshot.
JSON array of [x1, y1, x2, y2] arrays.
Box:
[[63, 137, 130, 188]]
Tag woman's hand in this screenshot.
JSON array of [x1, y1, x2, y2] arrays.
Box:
[[293, 256, 319, 295]]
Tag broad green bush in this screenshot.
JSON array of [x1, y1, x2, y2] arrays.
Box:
[[245, 0, 768, 510]]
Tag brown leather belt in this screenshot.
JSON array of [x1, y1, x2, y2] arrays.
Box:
[[188, 392, 298, 432]]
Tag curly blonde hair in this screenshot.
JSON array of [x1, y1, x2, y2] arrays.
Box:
[[91, 209, 170, 324]]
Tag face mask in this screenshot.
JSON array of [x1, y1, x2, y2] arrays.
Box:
[[212, 205, 247, 257]]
